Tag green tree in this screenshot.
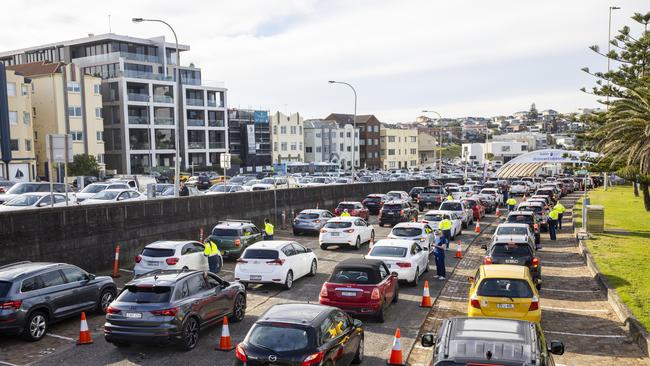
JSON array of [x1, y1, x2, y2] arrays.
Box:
[[528, 103, 538, 124], [68, 154, 100, 177]]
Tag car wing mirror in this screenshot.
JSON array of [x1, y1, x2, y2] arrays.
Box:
[[353, 319, 363, 328], [481, 243, 487, 250], [391, 272, 399, 277], [549, 340, 564, 355], [87, 273, 96, 281], [468, 276, 475, 283], [421, 333, 435, 347]]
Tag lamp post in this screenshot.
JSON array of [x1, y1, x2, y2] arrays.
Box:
[[329, 81, 357, 181], [422, 110, 442, 177], [606, 6, 621, 110], [132, 17, 181, 197]]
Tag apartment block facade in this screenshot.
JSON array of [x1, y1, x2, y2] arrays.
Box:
[[227, 109, 271, 173], [324, 113, 381, 170], [380, 125, 418, 170], [303, 119, 359, 169], [271, 111, 304, 164]]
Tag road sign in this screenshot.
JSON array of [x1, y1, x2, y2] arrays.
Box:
[[46, 134, 73, 163], [220, 153, 231, 169]]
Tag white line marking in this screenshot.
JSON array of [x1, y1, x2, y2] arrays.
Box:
[[0, 361, 22, 366], [542, 260, 584, 265], [543, 306, 609, 313], [439, 295, 468, 301], [446, 279, 468, 284], [545, 330, 626, 338], [119, 268, 134, 273], [45, 333, 74, 341], [541, 288, 599, 293]]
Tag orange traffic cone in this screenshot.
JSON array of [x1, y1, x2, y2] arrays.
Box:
[[216, 316, 234, 351], [76, 311, 93, 345], [420, 281, 432, 307], [474, 220, 481, 233], [495, 205, 501, 217], [387, 328, 404, 365], [455, 240, 463, 259]]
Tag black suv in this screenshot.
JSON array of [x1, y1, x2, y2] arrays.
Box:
[[235, 303, 364, 366], [0, 262, 116, 341], [379, 200, 418, 227], [104, 269, 246, 350], [421, 317, 564, 366], [486, 241, 541, 288]]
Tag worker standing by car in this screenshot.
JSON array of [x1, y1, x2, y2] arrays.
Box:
[[340, 208, 351, 217], [203, 238, 222, 274], [179, 182, 189, 197], [548, 208, 559, 241], [264, 218, 274, 240], [506, 197, 517, 212], [439, 217, 452, 249], [433, 230, 446, 280], [553, 202, 566, 229], [446, 194, 453, 201], [502, 188, 509, 207]]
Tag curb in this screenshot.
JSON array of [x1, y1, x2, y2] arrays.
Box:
[[572, 197, 650, 356]]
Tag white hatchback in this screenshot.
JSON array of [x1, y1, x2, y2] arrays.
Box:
[[234, 240, 317, 290], [422, 210, 463, 239], [319, 217, 375, 250], [133, 241, 210, 276], [364, 239, 429, 286], [80, 189, 146, 205], [387, 222, 435, 253]]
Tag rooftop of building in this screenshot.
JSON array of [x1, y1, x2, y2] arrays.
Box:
[[6, 61, 65, 77]]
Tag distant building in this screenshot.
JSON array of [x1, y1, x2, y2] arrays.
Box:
[[462, 141, 528, 165], [554, 135, 575, 149], [492, 132, 547, 151], [270, 111, 304, 164], [324, 113, 381, 170], [303, 119, 359, 169], [228, 109, 271, 173], [418, 132, 438, 170], [380, 124, 418, 170]]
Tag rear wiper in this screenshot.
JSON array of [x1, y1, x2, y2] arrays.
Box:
[[251, 342, 277, 354]]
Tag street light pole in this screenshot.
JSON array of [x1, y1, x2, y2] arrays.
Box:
[[606, 6, 621, 110], [133, 17, 181, 197], [329, 81, 357, 181], [422, 110, 442, 177]]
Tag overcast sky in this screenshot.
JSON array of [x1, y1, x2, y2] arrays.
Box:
[[1, 0, 647, 121]]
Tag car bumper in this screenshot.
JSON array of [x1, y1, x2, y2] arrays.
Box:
[[293, 224, 320, 233], [0, 312, 23, 335], [379, 216, 408, 224], [386, 266, 417, 281], [104, 322, 183, 344], [221, 247, 244, 258], [319, 299, 382, 315], [234, 270, 286, 284], [467, 308, 542, 324], [319, 235, 356, 246]]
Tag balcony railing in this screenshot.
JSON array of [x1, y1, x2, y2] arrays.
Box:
[[130, 142, 151, 150], [154, 117, 174, 125], [155, 142, 175, 150], [127, 93, 150, 102], [181, 77, 201, 86], [123, 70, 173, 82], [186, 98, 204, 106], [207, 100, 224, 107], [153, 95, 173, 103], [119, 52, 160, 63], [187, 119, 205, 127], [128, 116, 149, 125], [208, 120, 225, 127], [209, 142, 226, 149], [188, 141, 205, 149]]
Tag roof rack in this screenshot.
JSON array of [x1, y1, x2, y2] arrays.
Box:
[[0, 261, 32, 270]]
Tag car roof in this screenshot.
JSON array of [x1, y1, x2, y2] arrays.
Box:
[[338, 201, 362, 205], [16, 192, 60, 197], [392, 222, 426, 229], [328, 216, 359, 222], [0, 262, 71, 281], [519, 201, 544, 206], [367, 193, 385, 197], [508, 211, 534, 216], [128, 269, 197, 286], [246, 240, 294, 250], [497, 223, 530, 229], [299, 209, 328, 214], [214, 220, 253, 228], [480, 264, 528, 279], [424, 210, 453, 215], [145, 240, 196, 249], [259, 303, 334, 326], [334, 258, 385, 272], [373, 239, 416, 248], [493, 235, 530, 243]]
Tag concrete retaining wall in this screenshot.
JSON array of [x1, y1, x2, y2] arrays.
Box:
[[0, 179, 438, 273]]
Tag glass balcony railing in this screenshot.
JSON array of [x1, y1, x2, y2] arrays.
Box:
[[186, 98, 204, 106], [209, 142, 225, 149], [155, 142, 175, 150], [119, 52, 160, 63], [188, 141, 205, 149], [154, 117, 174, 125], [207, 100, 225, 107], [123, 70, 173, 81], [187, 119, 205, 127], [128, 116, 149, 125], [208, 120, 225, 127], [127, 93, 150, 102], [181, 77, 201, 85], [153, 95, 174, 103]]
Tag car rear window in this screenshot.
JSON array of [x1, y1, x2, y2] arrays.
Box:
[[369, 246, 407, 258], [297, 213, 320, 220], [424, 214, 445, 222], [492, 244, 533, 257], [330, 270, 374, 284], [248, 324, 309, 352], [118, 286, 172, 303], [391, 227, 423, 237], [507, 215, 533, 225], [383, 204, 403, 210], [365, 196, 382, 202], [243, 249, 279, 260], [337, 203, 357, 210], [440, 202, 462, 211], [519, 205, 542, 213], [496, 226, 528, 236], [423, 187, 443, 194], [212, 228, 241, 237], [463, 200, 477, 208], [142, 248, 175, 257], [0, 281, 11, 297], [537, 190, 554, 196], [477, 279, 533, 298], [324, 221, 352, 229]]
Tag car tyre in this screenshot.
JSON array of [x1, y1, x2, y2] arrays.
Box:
[[353, 236, 361, 250], [23, 311, 47, 342], [308, 260, 317, 277], [352, 336, 364, 364], [229, 293, 246, 322], [392, 285, 399, 303], [424, 261, 429, 273], [293, 230, 299, 236], [284, 270, 294, 290], [320, 243, 328, 250], [180, 317, 199, 351], [410, 268, 419, 287], [375, 302, 385, 323], [462, 221, 468, 229], [96, 287, 116, 314], [369, 231, 375, 244]]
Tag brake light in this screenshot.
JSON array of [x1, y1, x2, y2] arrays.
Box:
[[151, 307, 179, 317], [396, 262, 411, 268], [484, 256, 493, 265], [532, 257, 539, 268], [266, 259, 285, 265], [379, 201, 384, 205], [314, 220, 321, 224], [319, 284, 328, 298], [235, 344, 247, 362], [344, 229, 354, 233], [422, 220, 428, 224], [320, 228, 327, 233], [234, 239, 241, 247], [135, 255, 142, 263], [529, 296, 539, 311], [470, 295, 481, 309], [371, 288, 381, 300], [166, 257, 179, 265], [236, 258, 248, 263], [106, 306, 120, 314], [0, 300, 22, 310], [302, 351, 324, 366]]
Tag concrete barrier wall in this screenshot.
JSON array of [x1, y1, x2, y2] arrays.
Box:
[[0, 179, 444, 273]]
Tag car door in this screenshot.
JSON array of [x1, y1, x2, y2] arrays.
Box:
[[116, 191, 129, 202], [60, 266, 97, 312], [281, 244, 299, 278], [180, 243, 204, 270], [192, 242, 210, 271], [52, 194, 68, 207], [330, 310, 359, 365], [291, 243, 310, 277], [185, 274, 213, 324], [413, 243, 428, 271], [204, 273, 232, 321], [354, 219, 367, 242], [37, 269, 79, 318]]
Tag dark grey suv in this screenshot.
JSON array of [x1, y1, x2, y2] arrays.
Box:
[[0, 262, 117, 341], [104, 269, 246, 350]]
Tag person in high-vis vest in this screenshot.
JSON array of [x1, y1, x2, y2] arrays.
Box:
[[506, 197, 517, 212], [204, 238, 222, 274], [548, 209, 559, 241], [264, 218, 274, 240], [340, 209, 351, 217], [553, 202, 566, 229], [439, 217, 453, 249], [447, 194, 453, 201]]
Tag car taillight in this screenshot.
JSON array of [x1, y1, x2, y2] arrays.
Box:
[[532, 257, 539, 268], [422, 220, 428, 224], [236, 258, 248, 263], [319, 284, 328, 298], [470, 295, 481, 309], [344, 229, 354, 233], [484, 256, 493, 264], [234, 239, 241, 247], [151, 307, 179, 317], [314, 220, 321, 224], [106, 306, 120, 314], [529, 296, 539, 311], [396, 262, 411, 268], [166, 257, 179, 265], [135, 255, 142, 263], [371, 288, 381, 300], [266, 259, 285, 265], [379, 201, 384, 205], [235, 344, 247, 362], [320, 228, 327, 233], [0, 300, 22, 310], [419, 238, 426, 242], [302, 351, 324, 366]]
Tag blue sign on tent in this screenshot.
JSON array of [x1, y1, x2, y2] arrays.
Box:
[[254, 110, 268, 124]]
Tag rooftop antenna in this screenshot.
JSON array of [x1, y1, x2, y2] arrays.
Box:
[[108, 14, 112, 33]]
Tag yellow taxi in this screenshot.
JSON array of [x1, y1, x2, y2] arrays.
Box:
[[467, 264, 541, 323]]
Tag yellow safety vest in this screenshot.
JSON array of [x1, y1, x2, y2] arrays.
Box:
[[549, 210, 559, 220], [264, 222, 274, 235], [507, 198, 517, 206], [204, 240, 220, 256], [447, 195, 453, 201], [440, 219, 452, 230], [340, 211, 351, 217], [554, 203, 565, 213]]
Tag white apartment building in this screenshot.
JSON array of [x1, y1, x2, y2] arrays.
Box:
[[492, 132, 548, 151], [303, 119, 359, 170], [271, 111, 304, 163], [462, 140, 528, 165]]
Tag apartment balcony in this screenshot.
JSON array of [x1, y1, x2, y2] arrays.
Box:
[[154, 117, 174, 125], [128, 116, 149, 125], [127, 93, 150, 102], [208, 119, 225, 127], [123, 70, 173, 82], [120, 52, 160, 63], [186, 98, 204, 107], [209, 142, 226, 149], [187, 118, 205, 127], [207, 100, 224, 107], [182, 77, 201, 86], [153, 95, 173, 103], [188, 141, 205, 149]]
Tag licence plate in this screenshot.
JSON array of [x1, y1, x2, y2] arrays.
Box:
[[331, 232, 340, 236], [504, 259, 519, 264], [497, 303, 514, 309], [250, 275, 262, 281], [146, 261, 159, 266], [341, 291, 357, 297], [125, 312, 142, 319]]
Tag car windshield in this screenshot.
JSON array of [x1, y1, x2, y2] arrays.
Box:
[[512, 181, 526, 185], [142, 248, 175, 257], [248, 324, 309, 352], [312, 178, 328, 183], [229, 177, 245, 184], [5, 195, 41, 206], [91, 191, 120, 200], [480, 189, 497, 195], [519, 205, 542, 213], [492, 244, 533, 257], [440, 202, 462, 211], [537, 190, 554, 196], [365, 196, 383, 202], [209, 185, 229, 192], [261, 178, 276, 184], [297, 213, 320, 220], [391, 227, 423, 237], [330, 269, 374, 284], [81, 184, 107, 194], [423, 187, 443, 194], [212, 228, 241, 237], [6, 183, 42, 194], [387, 192, 401, 198], [324, 221, 352, 229], [369, 246, 407, 258], [496, 226, 528, 236], [507, 215, 533, 225], [243, 249, 279, 260], [383, 204, 403, 210], [243, 180, 261, 187], [0, 281, 11, 297], [337, 203, 357, 210], [477, 279, 533, 298], [117, 285, 172, 303], [335, 179, 349, 183], [424, 213, 446, 221]]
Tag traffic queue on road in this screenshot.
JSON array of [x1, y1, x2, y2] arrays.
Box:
[[0, 175, 578, 366]]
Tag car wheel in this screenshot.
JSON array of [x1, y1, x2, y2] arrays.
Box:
[[369, 231, 375, 244], [229, 294, 246, 322], [308, 260, 317, 277], [23, 311, 47, 341], [424, 261, 429, 272], [375, 302, 385, 323], [352, 336, 364, 364], [392, 286, 399, 303], [411, 268, 419, 287], [320, 243, 328, 250], [378, 222, 384, 227], [96, 288, 116, 314], [293, 230, 299, 236], [180, 317, 200, 351], [353, 236, 361, 250], [284, 270, 294, 290]]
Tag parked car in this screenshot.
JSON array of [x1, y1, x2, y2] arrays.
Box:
[[74, 182, 130, 203], [506, 211, 541, 246], [365, 239, 428, 286], [387, 222, 435, 252], [378, 200, 418, 227], [319, 217, 375, 250], [409, 187, 424, 201], [439, 200, 473, 229], [479, 188, 503, 206], [319, 259, 398, 322], [133, 241, 212, 276], [0, 182, 67, 204], [485, 239, 541, 288], [416, 185, 446, 211], [517, 201, 549, 231], [475, 193, 496, 213], [79, 188, 145, 205], [0, 262, 116, 341], [207, 220, 263, 259], [205, 184, 244, 195], [104, 270, 246, 350], [534, 188, 557, 205], [0, 192, 70, 211], [489, 223, 535, 249], [334, 201, 369, 220], [385, 191, 410, 201], [234, 241, 317, 290], [420, 317, 564, 366], [293, 209, 335, 235], [462, 197, 485, 220], [509, 181, 530, 196], [234, 303, 364, 366], [361, 194, 386, 215], [468, 264, 541, 324], [0, 180, 15, 194], [421, 210, 463, 239]]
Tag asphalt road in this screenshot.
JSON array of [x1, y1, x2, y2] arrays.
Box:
[[0, 211, 494, 366]]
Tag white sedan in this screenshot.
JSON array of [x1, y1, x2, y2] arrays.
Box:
[[364, 239, 429, 286], [79, 189, 146, 205], [387, 222, 435, 252], [74, 182, 130, 203], [421, 210, 463, 239], [134, 240, 210, 276], [0, 192, 70, 212], [234, 240, 317, 290], [319, 216, 375, 250]]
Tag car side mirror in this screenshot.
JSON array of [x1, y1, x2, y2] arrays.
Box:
[[421, 333, 435, 347], [468, 276, 475, 283], [87, 273, 96, 281], [353, 319, 363, 328], [549, 341, 564, 355], [391, 272, 399, 277]]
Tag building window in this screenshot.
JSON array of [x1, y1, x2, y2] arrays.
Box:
[[34, 131, 38, 141], [359, 139, 365, 145], [388, 136, 395, 143], [97, 154, 105, 164], [501, 146, 511, 152], [410, 136, 417, 143], [410, 148, 417, 154], [411, 160, 417, 166], [339, 132, 343, 138], [93, 84, 101, 94], [23, 112, 30, 125], [8, 111, 17, 125], [68, 106, 82, 117], [347, 146, 351, 152], [316, 146, 322, 153], [299, 126, 302, 135], [273, 126, 277, 135], [10, 139, 18, 151], [346, 132, 351, 138], [291, 143, 297, 151], [95, 107, 102, 118], [6, 83, 16, 96], [71, 131, 83, 141], [290, 126, 296, 134], [280, 126, 287, 134], [281, 142, 287, 151], [315, 132, 321, 138], [21, 84, 29, 96], [306, 147, 313, 153], [389, 161, 396, 168], [67, 82, 81, 93], [388, 149, 395, 156], [374, 125, 379, 132], [97, 131, 104, 142], [25, 139, 32, 151], [32, 107, 37, 117], [274, 142, 278, 151], [339, 143, 344, 151], [299, 142, 302, 150]]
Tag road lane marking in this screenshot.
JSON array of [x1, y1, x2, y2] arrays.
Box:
[[545, 330, 626, 338], [541, 288, 599, 293], [439, 295, 468, 301], [446, 279, 468, 284], [0, 360, 22, 366], [119, 268, 134, 273], [542, 306, 609, 313], [45, 333, 74, 341]]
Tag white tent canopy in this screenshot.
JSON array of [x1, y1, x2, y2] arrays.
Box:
[[495, 149, 595, 178]]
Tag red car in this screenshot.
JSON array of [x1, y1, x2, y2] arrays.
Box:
[[334, 201, 370, 220], [319, 258, 398, 322], [463, 197, 485, 220]]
